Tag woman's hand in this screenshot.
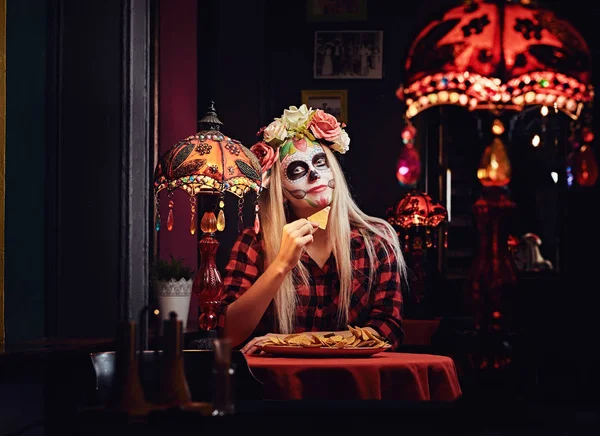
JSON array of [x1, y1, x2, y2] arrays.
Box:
[[273, 218, 319, 273], [240, 333, 284, 355]]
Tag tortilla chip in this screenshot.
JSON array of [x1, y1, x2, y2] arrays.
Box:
[[308, 206, 331, 230]]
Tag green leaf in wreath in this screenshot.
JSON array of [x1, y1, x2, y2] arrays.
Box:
[[235, 159, 261, 181], [295, 125, 316, 142], [279, 140, 297, 160]]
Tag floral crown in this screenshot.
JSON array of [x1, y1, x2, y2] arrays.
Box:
[[250, 104, 350, 188]]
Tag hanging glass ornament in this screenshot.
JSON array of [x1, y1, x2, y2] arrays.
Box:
[[396, 146, 421, 186], [397, 120, 421, 187], [216, 196, 226, 231], [582, 126, 594, 144], [154, 195, 161, 232], [477, 137, 512, 187], [401, 123, 417, 144], [189, 196, 197, 235], [167, 192, 175, 231], [491, 118, 505, 135], [253, 201, 261, 234], [573, 145, 598, 187]]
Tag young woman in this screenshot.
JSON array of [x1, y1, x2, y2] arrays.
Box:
[[218, 104, 407, 354]]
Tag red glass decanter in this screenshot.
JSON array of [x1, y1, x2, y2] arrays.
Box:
[[464, 186, 518, 372], [465, 187, 518, 332], [189, 211, 223, 348]]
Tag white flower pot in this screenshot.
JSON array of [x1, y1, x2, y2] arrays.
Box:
[[155, 278, 193, 333]]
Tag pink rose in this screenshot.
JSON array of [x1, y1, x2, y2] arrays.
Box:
[[309, 109, 341, 143], [250, 141, 277, 173]]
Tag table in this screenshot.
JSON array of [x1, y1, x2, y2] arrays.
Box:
[[245, 352, 462, 401]]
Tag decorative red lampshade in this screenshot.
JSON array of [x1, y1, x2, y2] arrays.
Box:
[[398, 0, 594, 120], [387, 190, 448, 317], [387, 189, 448, 229]]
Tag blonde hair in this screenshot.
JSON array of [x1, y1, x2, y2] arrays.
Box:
[[259, 144, 407, 333]]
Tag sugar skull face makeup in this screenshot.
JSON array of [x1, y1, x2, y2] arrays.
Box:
[[279, 138, 335, 215]]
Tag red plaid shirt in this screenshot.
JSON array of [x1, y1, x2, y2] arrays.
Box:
[[218, 226, 404, 350]]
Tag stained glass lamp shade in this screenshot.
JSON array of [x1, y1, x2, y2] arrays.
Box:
[[398, 0, 594, 120], [153, 102, 262, 235]]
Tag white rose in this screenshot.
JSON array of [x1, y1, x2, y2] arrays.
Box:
[[280, 104, 311, 129], [331, 129, 350, 154], [263, 119, 288, 145]]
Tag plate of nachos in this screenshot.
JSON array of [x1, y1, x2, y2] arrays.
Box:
[[259, 325, 392, 357]]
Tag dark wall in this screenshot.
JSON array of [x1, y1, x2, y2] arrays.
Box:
[[157, 0, 199, 270], [5, 0, 48, 342], [50, 1, 124, 338]]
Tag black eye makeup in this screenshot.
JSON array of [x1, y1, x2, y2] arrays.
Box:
[[312, 152, 328, 169], [286, 161, 309, 181]]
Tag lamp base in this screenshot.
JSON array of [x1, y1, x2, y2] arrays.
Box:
[[186, 329, 218, 350]]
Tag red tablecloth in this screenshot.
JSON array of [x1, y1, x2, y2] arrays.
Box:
[[245, 352, 462, 401]]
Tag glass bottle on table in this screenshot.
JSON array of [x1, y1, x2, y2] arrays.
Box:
[[212, 337, 235, 416], [107, 321, 149, 416], [157, 312, 192, 408]]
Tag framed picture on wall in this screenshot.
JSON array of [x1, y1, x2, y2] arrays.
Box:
[[301, 89, 348, 124], [314, 30, 383, 79], [306, 0, 368, 22]]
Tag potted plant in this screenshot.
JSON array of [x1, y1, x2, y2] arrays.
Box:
[[153, 256, 195, 333]]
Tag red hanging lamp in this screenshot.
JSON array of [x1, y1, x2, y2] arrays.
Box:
[[398, 0, 594, 120]]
